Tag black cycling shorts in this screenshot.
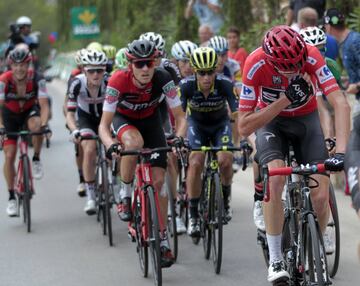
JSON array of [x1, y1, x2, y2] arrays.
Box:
[[77, 109, 101, 137], [255, 111, 328, 166], [113, 111, 167, 169], [2, 105, 40, 141]]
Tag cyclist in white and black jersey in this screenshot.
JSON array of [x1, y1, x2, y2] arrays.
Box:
[[66, 49, 108, 215], [171, 40, 198, 78]]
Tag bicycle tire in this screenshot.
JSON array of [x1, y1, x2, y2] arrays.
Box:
[[134, 194, 148, 277], [166, 175, 178, 261], [201, 176, 211, 259], [147, 186, 162, 286], [258, 229, 270, 267], [23, 156, 31, 233], [211, 173, 223, 274], [102, 158, 113, 246], [327, 183, 340, 278], [302, 214, 328, 286], [96, 164, 107, 234], [178, 165, 188, 230]]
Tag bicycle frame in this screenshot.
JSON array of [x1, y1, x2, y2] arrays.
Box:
[[15, 134, 33, 195]]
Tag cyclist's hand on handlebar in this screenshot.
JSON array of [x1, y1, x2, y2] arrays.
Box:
[[240, 139, 253, 171], [324, 152, 345, 172], [70, 129, 81, 143], [106, 143, 121, 160], [325, 137, 336, 153], [41, 125, 52, 138]]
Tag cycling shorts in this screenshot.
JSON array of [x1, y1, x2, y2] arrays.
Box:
[[255, 111, 328, 165], [187, 117, 233, 148], [2, 104, 40, 143], [113, 111, 167, 169], [77, 109, 101, 137]]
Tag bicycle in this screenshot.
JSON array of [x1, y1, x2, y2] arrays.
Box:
[[191, 145, 242, 274], [3, 130, 48, 233], [263, 163, 331, 286], [125, 146, 173, 286], [80, 135, 114, 246]]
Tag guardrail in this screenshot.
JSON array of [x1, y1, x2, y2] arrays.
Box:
[[44, 52, 76, 81]]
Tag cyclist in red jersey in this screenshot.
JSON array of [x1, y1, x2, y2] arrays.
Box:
[[99, 39, 186, 268], [0, 46, 50, 216], [238, 25, 350, 283]]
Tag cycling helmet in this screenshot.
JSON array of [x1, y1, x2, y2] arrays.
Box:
[[262, 25, 307, 73], [8, 47, 32, 64], [75, 49, 86, 66], [16, 16, 32, 26], [299, 26, 327, 46], [102, 45, 117, 59], [208, 36, 228, 54], [80, 49, 108, 66], [139, 32, 165, 55], [126, 39, 157, 61], [86, 42, 103, 52], [171, 40, 198, 60], [115, 48, 128, 69], [190, 47, 218, 71]]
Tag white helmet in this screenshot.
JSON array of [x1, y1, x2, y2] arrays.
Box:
[[171, 40, 198, 60], [208, 36, 228, 54], [80, 49, 108, 66], [139, 32, 165, 55], [299, 26, 327, 46], [75, 49, 87, 66], [16, 16, 32, 26]]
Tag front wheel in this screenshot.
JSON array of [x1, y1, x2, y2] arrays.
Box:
[[134, 194, 148, 277], [23, 156, 32, 233]]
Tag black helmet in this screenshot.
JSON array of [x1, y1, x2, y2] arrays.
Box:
[[126, 39, 157, 61], [8, 47, 32, 64]]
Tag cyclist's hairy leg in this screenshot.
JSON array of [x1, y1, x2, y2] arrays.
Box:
[[310, 174, 330, 232], [217, 151, 233, 185], [28, 116, 42, 156], [167, 153, 178, 198], [76, 143, 84, 175], [187, 152, 206, 199], [3, 143, 17, 189], [80, 139, 97, 182]]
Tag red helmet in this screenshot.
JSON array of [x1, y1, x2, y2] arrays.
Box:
[[262, 25, 307, 73], [7, 46, 32, 65]]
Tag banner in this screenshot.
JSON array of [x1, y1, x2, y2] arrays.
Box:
[[71, 6, 100, 39]]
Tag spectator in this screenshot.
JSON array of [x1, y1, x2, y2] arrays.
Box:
[[198, 24, 213, 47], [286, 0, 326, 27], [184, 0, 224, 34], [226, 26, 248, 74], [324, 8, 360, 98]]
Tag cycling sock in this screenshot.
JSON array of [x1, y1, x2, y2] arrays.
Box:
[[222, 185, 231, 208], [266, 234, 283, 264], [78, 169, 84, 183], [189, 198, 200, 218], [8, 190, 15, 200], [85, 181, 95, 200], [160, 232, 170, 248], [32, 153, 40, 161], [119, 179, 132, 199]]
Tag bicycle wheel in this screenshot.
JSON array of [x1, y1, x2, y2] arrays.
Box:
[[211, 173, 223, 274], [327, 183, 340, 278], [166, 175, 178, 261], [23, 156, 31, 233], [301, 214, 329, 286], [102, 158, 113, 246], [178, 166, 188, 230], [201, 176, 211, 259], [147, 186, 162, 286], [96, 163, 107, 234], [134, 194, 148, 277], [257, 229, 270, 267]]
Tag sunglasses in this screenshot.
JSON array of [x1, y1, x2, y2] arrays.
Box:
[[133, 60, 155, 69], [86, 68, 105, 74], [197, 70, 215, 76]]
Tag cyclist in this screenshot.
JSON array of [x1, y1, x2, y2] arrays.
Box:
[[66, 49, 108, 214], [179, 47, 238, 236], [0, 46, 50, 216], [171, 40, 198, 78], [238, 25, 350, 283], [99, 39, 181, 267], [102, 44, 117, 73], [114, 48, 128, 71], [86, 42, 103, 52]]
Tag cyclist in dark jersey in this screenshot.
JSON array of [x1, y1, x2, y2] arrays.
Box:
[[179, 47, 239, 236], [99, 39, 186, 268], [0, 46, 50, 216], [238, 25, 349, 283]]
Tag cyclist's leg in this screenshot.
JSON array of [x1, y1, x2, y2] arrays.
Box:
[[27, 106, 42, 158]]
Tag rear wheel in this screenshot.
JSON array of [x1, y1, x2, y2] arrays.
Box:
[[166, 175, 178, 261], [134, 194, 148, 277], [147, 187, 162, 286], [23, 156, 31, 233], [102, 159, 113, 246]]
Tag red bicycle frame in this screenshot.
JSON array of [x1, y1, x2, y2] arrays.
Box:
[[14, 137, 33, 195]]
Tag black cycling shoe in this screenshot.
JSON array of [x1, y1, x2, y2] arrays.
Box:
[[117, 197, 132, 222], [160, 246, 175, 268]]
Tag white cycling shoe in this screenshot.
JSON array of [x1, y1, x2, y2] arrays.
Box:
[[6, 199, 17, 217]]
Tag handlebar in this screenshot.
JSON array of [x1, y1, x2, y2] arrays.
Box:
[[190, 146, 242, 152]]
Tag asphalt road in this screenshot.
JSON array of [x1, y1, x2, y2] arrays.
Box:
[[0, 79, 359, 286]]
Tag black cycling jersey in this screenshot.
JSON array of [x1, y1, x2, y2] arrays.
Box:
[[160, 58, 182, 85], [178, 74, 238, 124]]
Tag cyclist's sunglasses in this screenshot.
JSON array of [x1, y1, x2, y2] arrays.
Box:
[[197, 69, 215, 76], [133, 60, 155, 69], [85, 68, 105, 74]]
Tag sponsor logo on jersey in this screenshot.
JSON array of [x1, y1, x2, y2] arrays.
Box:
[[324, 83, 338, 93], [240, 84, 256, 100], [106, 87, 119, 97], [163, 81, 176, 99], [247, 60, 265, 80], [238, 104, 253, 110], [316, 65, 333, 84], [272, 76, 282, 85], [307, 56, 317, 65]]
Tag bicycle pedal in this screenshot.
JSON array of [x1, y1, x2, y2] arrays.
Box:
[[127, 231, 136, 242]]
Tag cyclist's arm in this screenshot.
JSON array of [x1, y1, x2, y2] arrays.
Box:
[[327, 90, 350, 153], [99, 111, 116, 149], [0, 80, 4, 128], [184, 0, 195, 19], [65, 79, 80, 132], [38, 97, 49, 127], [316, 96, 333, 139], [170, 105, 187, 138]]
